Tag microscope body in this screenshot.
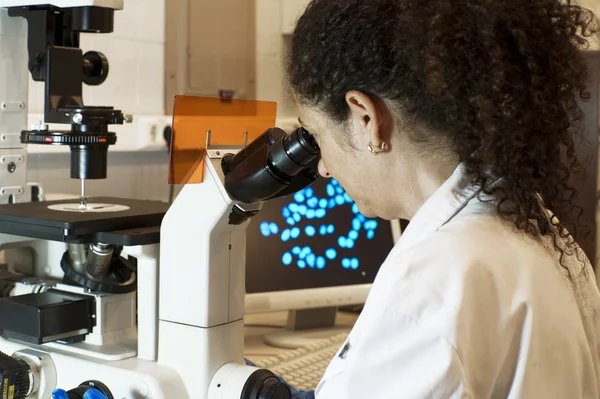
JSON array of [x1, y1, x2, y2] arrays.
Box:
[[0, 157, 272, 399], [0, 153, 258, 399], [0, 1, 319, 398]]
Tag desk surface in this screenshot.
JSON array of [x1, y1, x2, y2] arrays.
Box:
[[244, 311, 359, 361]]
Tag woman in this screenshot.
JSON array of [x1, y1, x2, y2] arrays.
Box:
[[283, 0, 600, 397]]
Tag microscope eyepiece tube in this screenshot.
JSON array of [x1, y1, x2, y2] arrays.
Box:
[[86, 243, 114, 281], [268, 127, 320, 177]]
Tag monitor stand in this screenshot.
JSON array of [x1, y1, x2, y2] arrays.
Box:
[[263, 307, 351, 349]]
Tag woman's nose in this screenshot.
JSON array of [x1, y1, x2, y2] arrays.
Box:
[[318, 159, 331, 178]]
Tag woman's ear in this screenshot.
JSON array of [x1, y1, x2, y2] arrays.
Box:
[[345, 90, 388, 151]]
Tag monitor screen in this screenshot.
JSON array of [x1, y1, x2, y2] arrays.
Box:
[[246, 177, 397, 294]]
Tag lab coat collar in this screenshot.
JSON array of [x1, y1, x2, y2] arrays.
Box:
[[393, 163, 482, 254]]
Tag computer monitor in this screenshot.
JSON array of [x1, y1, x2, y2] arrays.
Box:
[[245, 176, 401, 348]]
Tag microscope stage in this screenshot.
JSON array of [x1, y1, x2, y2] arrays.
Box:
[[0, 197, 169, 245]]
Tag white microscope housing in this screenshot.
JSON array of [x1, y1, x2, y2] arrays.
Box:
[[0, 1, 320, 398]]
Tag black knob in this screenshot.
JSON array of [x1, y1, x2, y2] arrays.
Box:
[[67, 381, 114, 399], [259, 377, 291, 399], [0, 351, 32, 399], [83, 51, 110, 86], [242, 369, 291, 399]]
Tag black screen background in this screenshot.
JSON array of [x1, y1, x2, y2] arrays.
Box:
[[245, 177, 396, 294]]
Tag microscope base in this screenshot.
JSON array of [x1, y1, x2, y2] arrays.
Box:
[[0, 341, 188, 399], [44, 339, 137, 361], [0, 319, 260, 398]]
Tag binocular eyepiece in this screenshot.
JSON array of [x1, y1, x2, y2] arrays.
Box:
[[222, 127, 321, 204]]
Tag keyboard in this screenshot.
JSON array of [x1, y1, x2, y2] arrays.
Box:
[[253, 332, 348, 392]]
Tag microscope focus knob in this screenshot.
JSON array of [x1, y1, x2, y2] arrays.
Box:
[[83, 51, 110, 86]]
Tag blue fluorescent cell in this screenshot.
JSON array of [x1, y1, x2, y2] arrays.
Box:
[[336, 186, 344, 194], [367, 230, 375, 240], [352, 218, 361, 231], [293, 213, 301, 222], [342, 258, 351, 269], [289, 203, 299, 213], [305, 187, 314, 198], [335, 195, 344, 206], [298, 205, 307, 215], [301, 247, 312, 258], [307, 254, 316, 267], [319, 199, 328, 208], [351, 258, 359, 270], [344, 193, 352, 203], [328, 199, 336, 209], [260, 222, 271, 237], [307, 209, 316, 219], [319, 225, 327, 235], [291, 228, 300, 239], [298, 260, 306, 269], [332, 179, 339, 186], [315, 209, 326, 218], [317, 256, 326, 269], [286, 217, 295, 226], [365, 220, 378, 230], [352, 203, 359, 214], [281, 229, 291, 242], [294, 192, 305, 203], [346, 239, 355, 249], [282, 207, 291, 218], [349, 230, 359, 240], [269, 223, 279, 234], [358, 214, 366, 222], [282, 252, 293, 265], [338, 236, 347, 248], [306, 225, 316, 236], [325, 248, 337, 260], [307, 197, 318, 208], [326, 185, 335, 197], [292, 246, 301, 255], [327, 224, 335, 234]]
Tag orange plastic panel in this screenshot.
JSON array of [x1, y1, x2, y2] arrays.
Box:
[[168, 95, 277, 184]]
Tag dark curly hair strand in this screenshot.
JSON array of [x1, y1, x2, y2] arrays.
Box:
[[286, 0, 599, 273]]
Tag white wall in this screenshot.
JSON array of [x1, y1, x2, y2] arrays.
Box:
[[579, 0, 600, 50], [255, 0, 298, 119]]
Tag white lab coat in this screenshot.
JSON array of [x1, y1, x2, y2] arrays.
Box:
[[316, 164, 600, 399]]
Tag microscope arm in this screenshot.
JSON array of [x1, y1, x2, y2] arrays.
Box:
[[158, 125, 321, 399]]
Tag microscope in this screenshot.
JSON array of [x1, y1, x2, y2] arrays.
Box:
[[0, 1, 321, 398]]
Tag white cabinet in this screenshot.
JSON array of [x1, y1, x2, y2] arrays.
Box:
[[281, 0, 309, 35], [165, 0, 256, 114]]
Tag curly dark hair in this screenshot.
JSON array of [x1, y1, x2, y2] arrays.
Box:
[[286, 0, 599, 270]]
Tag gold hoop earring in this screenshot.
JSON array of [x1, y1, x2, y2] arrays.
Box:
[[368, 141, 387, 155]]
